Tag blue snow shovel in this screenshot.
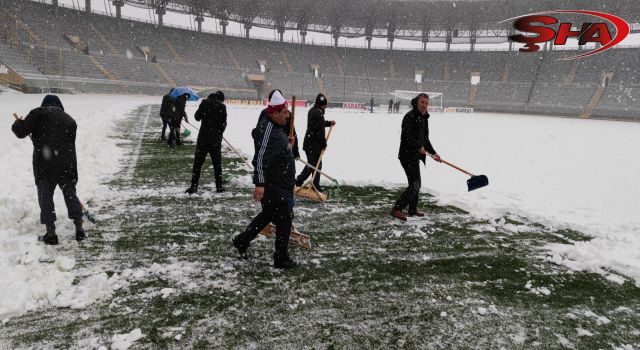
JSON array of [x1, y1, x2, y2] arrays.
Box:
[[438, 157, 489, 192]]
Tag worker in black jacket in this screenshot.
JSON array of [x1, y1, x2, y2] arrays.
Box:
[[233, 91, 297, 269], [167, 93, 188, 147], [11, 95, 85, 245], [186, 91, 227, 194], [255, 89, 300, 159], [159, 88, 174, 140], [391, 93, 442, 221], [295, 93, 335, 192]]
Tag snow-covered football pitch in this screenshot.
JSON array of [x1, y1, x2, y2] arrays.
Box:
[[1, 94, 639, 349]]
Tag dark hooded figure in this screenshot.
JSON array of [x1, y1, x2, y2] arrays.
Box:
[[11, 95, 85, 245], [159, 88, 175, 140], [295, 93, 335, 192], [167, 93, 188, 147], [186, 91, 227, 194], [390, 93, 442, 221]]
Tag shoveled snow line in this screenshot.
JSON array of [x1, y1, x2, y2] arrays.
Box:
[[125, 105, 151, 180]]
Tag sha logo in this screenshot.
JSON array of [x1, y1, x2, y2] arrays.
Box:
[[501, 10, 630, 60]]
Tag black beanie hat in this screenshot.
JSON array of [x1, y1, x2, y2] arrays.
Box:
[[214, 90, 225, 102], [315, 93, 327, 106]]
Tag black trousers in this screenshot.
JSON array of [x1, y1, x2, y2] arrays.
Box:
[[393, 157, 421, 214], [167, 120, 182, 146], [37, 177, 83, 225], [161, 117, 169, 138], [295, 150, 322, 190], [190, 143, 222, 189], [236, 200, 292, 261]]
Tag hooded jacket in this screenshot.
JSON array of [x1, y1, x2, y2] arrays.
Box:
[[12, 96, 78, 184], [194, 96, 227, 146], [302, 105, 331, 154]]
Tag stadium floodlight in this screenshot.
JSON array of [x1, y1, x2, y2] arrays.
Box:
[[389, 90, 443, 112]]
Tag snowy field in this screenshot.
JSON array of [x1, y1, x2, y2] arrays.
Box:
[[0, 93, 639, 348], [214, 104, 640, 283]]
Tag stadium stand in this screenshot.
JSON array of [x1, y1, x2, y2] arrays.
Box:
[[0, 0, 639, 121]]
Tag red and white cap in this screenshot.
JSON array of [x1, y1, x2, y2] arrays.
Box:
[[267, 90, 288, 113]]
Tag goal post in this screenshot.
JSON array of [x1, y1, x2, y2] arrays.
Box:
[[389, 90, 443, 113]]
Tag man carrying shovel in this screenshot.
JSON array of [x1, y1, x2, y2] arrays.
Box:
[[185, 91, 227, 194], [391, 93, 442, 222], [295, 93, 335, 193]]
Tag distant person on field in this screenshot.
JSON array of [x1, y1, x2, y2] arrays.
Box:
[[370, 96, 375, 113], [233, 91, 298, 269], [388, 98, 394, 113], [159, 88, 174, 140], [167, 93, 189, 147], [295, 93, 335, 193], [11, 95, 86, 245], [390, 93, 442, 221], [186, 91, 227, 194]]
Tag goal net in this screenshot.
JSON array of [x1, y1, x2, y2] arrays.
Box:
[[388, 90, 443, 113]]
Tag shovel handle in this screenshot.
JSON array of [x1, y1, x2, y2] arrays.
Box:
[[438, 158, 474, 177], [289, 96, 296, 138], [222, 136, 254, 171], [13, 113, 22, 120], [325, 125, 334, 143], [296, 158, 335, 182]]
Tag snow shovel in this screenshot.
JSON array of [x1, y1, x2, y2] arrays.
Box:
[[81, 203, 97, 224], [296, 125, 334, 202], [186, 121, 254, 171], [433, 155, 488, 192], [289, 96, 296, 138], [180, 122, 192, 137], [259, 223, 311, 249], [295, 158, 339, 187]]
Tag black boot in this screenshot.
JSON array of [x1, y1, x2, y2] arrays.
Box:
[[74, 218, 85, 241], [41, 223, 59, 245], [273, 253, 297, 269], [215, 177, 225, 193], [232, 235, 249, 260], [185, 185, 198, 195]]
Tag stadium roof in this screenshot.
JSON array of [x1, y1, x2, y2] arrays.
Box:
[[124, 0, 640, 40]]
